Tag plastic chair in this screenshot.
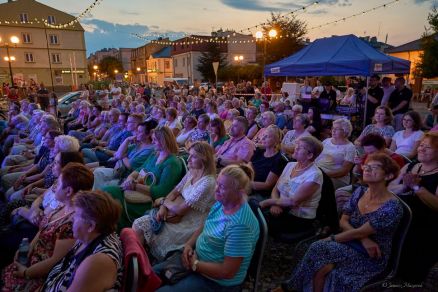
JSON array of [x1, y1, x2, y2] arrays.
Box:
[[126, 255, 139, 292], [360, 196, 412, 291], [275, 168, 339, 244], [247, 206, 269, 292]]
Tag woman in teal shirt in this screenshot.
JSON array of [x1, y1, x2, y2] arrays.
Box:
[[92, 120, 157, 190], [103, 126, 183, 230], [156, 165, 259, 291]]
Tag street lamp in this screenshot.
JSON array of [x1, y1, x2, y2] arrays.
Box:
[[0, 35, 19, 86], [233, 55, 244, 82], [255, 29, 277, 81], [136, 67, 141, 72], [93, 65, 98, 70]]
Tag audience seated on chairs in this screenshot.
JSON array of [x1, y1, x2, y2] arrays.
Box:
[[185, 113, 210, 148], [103, 126, 183, 230], [305, 107, 322, 139], [154, 164, 259, 291], [42, 190, 123, 291], [249, 125, 286, 203], [133, 142, 216, 262], [279, 153, 402, 292], [259, 136, 323, 236], [80, 107, 122, 149], [1, 163, 94, 291], [216, 116, 255, 168], [316, 118, 355, 190], [82, 113, 142, 164], [388, 132, 438, 284], [335, 133, 405, 214], [354, 106, 395, 148], [92, 120, 157, 190], [389, 111, 424, 160]]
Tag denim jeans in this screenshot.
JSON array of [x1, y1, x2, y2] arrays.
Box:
[[156, 273, 241, 292]]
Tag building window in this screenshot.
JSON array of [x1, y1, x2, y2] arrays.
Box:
[[49, 35, 59, 45], [22, 33, 31, 44], [165, 61, 170, 70], [52, 53, 61, 63], [47, 15, 56, 24], [24, 52, 34, 63], [174, 59, 178, 67], [19, 13, 28, 23]]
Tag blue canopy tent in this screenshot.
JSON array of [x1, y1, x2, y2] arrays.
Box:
[[263, 34, 411, 126], [264, 34, 410, 77]]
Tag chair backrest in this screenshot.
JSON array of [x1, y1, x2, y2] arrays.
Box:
[[247, 205, 268, 292], [177, 155, 188, 176], [126, 255, 139, 292], [385, 195, 412, 278], [315, 168, 339, 233]]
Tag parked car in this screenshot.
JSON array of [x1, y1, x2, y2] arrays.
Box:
[[57, 91, 82, 117]]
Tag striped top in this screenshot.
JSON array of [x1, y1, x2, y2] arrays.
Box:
[[196, 201, 259, 286]]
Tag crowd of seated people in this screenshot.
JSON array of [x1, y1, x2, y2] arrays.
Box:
[[0, 78, 436, 291]]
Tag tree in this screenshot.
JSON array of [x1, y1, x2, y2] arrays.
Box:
[[260, 13, 307, 65], [196, 43, 228, 82], [416, 7, 438, 78], [99, 56, 124, 78]]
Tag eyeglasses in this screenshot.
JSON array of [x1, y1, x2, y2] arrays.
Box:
[[362, 164, 383, 172], [331, 127, 344, 132]]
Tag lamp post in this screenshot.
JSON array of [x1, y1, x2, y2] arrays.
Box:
[[255, 29, 277, 82], [233, 55, 244, 82], [1, 35, 19, 86], [93, 65, 99, 81]]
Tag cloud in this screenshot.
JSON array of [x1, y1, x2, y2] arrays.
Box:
[[220, 0, 353, 12], [80, 19, 186, 55]]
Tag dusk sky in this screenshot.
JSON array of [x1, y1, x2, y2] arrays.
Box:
[[39, 0, 436, 55]]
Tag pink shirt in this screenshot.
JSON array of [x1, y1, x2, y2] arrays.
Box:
[[216, 135, 255, 163]]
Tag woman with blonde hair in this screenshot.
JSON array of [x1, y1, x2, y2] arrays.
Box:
[[133, 141, 216, 261], [250, 125, 287, 202], [156, 164, 259, 291], [103, 126, 184, 230]]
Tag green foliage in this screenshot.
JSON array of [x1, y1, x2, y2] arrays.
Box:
[[196, 43, 228, 81], [99, 56, 124, 78], [218, 64, 263, 82], [260, 13, 307, 64], [416, 7, 438, 78]]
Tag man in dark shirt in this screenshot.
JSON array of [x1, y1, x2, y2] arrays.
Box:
[[388, 77, 412, 130], [37, 83, 50, 111], [319, 82, 337, 113], [365, 74, 384, 125]]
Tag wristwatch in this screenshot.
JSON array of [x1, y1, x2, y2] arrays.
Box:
[[192, 260, 199, 272]]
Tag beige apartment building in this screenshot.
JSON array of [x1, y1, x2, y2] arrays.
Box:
[[146, 47, 173, 85], [0, 0, 88, 91]]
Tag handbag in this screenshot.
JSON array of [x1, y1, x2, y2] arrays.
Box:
[[124, 171, 156, 204], [159, 249, 191, 285]]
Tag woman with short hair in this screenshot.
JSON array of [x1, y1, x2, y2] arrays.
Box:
[[156, 164, 259, 291], [281, 114, 312, 157], [176, 115, 197, 147], [42, 190, 123, 291], [260, 136, 324, 235], [281, 153, 402, 292], [1, 163, 94, 291], [316, 118, 356, 189], [165, 107, 182, 136]]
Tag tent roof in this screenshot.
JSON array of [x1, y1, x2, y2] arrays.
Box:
[[264, 34, 410, 77]]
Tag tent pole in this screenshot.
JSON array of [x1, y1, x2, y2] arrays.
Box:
[[363, 76, 370, 129]]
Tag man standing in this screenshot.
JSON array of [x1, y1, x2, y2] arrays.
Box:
[[388, 77, 412, 131], [380, 77, 395, 106], [365, 74, 384, 125], [318, 82, 337, 113], [37, 83, 50, 111]]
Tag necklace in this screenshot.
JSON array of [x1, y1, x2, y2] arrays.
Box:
[[291, 162, 313, 177], [418, 164, 438, 175]]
